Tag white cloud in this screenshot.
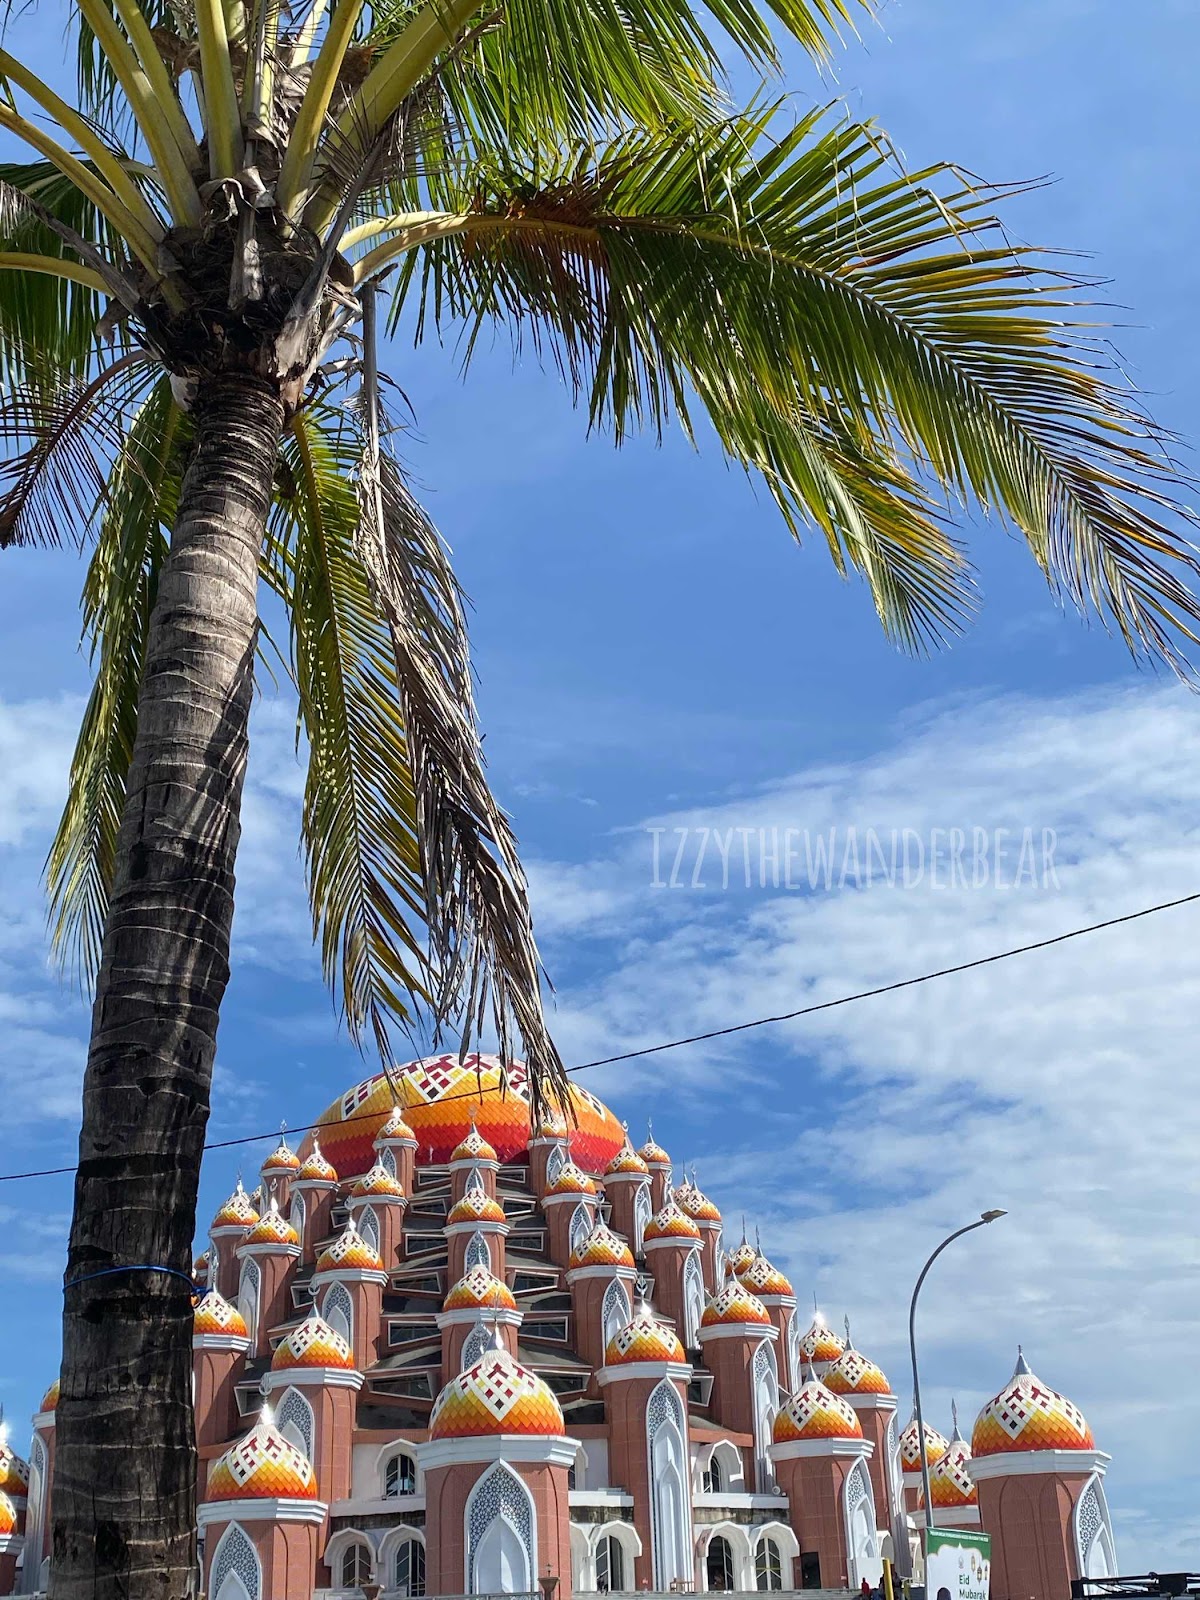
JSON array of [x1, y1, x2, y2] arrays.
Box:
[[528, 681, 1200, 1570]]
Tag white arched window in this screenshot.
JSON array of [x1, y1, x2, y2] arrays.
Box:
[[385, 1451, 418, 1498], [358, 1204, 380, 1254], [394, 1537, 426, 1596], [275, 1386, 315, 1461], [211, 1522, 261, 1600], [381, 1146, 398, 1177], [569, 1203, 592, 1255], [596, 1533, 626, 1593], [1075, 1475, 1118, 1579], [466, 1463, 536, 1594], [323, 1281, 353, 1348], [755, 1538, 783, 1591], [632, 1183, 652, 1253], [465, 1167, 485, 1198], [602, 1278, 631, 1353], [237, 1259, 260, 1346], [647, 1380, 692, 1589], [289, 1190, 306, 1241], [843, 1459, 878, 1588], [340, 1539, 373, 1591], [683, 1252, 704, 1348], [465, 1229, 491, 1271], [752, 1342, 779, 1492]]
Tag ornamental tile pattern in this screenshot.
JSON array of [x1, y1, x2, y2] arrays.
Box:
[[351, 1162, 406, 1199], [429, 1348, 564, 1439], [900, 1416, 948, 1470], [261, 1137, 300, 1173], [194, 1290, 249, 1337], [212, 1180, 259, 1229], [0, 1491, 14, 1536], [824, 1347, 892, 1395], [296, 1139, 338, 1182], [270, 1314, 356, 1371], [311, 1054, 624, 1173], [929, 1437, 979, 1507], [315, 1224, 384, 1273], [725, 1240, 757, 1276], [569, 1223, 635, 1270], [546, 1161, 597, 1197], [604, 1143, 649, 1176], [40, 1380, 59, 1413], [605, 1309, 686, 1366], [206, 1416, 318, 1500], [737, 1254, 794, 1296], [701, 1282, 771, 1328], [0, 1448, 29, 1497], [676, 1183, 722, 1223], [773, 1379, 863, 1443], [451, 1124, 498, 1162], [644, 1199, 702, 1243], [444, 1267, 517, 1312], [798, 1314, 845, 1363], [447, 1189, 507, 1226], [244, 1206, 300, 1247], [972, 1359, 1094, 1456]]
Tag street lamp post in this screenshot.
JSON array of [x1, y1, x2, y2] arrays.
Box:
[[908, 1211, 1007, 1549]]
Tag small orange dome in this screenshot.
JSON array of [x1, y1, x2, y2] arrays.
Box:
[[261, 1134, 300, 1174], [39, 1380, 59, 1414], [193, 1248, 211, 1280], [798, 1310, 844, 1365], [351, 1162, 405, 1199], [972, 1351, 1094, 1457], [444, 1267, 517, 1312], [605, 1142, 649, 1177], [638, 1125, 671, 1166], [825, 1345, 891, 1396], [676, 1182, 721, 1223], [569, 1223, 635, 1270], [928, 1413, 978, 1508], [644, 1198, 701, 1243], [605, 1306, 687, 1366], [446, 1189, 506, 1226], [212, 1179, 259, 1230], [546, 1160, 597, 1198], [901, 1413, 948, 1472], [0, 1491, 15, 1537], [738, 1254, 794, 1297], [0, 1441, 30, 1498], [193, 1289, 249, 1338], [451, 1116, 498, 1163], [243, 1203, 300, 1248], [315, 1223, 385, 1274], [774, 1378, 863, 1444], [377, 1103, 417, 1143], [532, 1110, 569, 1138], [206, 1409, 318, 1501], [725, 1238, 757, 1276], [271, 1314, 356, 1371], [430, 1346, 564, 1439], [701, 1282, 771, 1328], [296, 1139, 338, 1183]]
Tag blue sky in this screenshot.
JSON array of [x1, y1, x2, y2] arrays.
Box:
[[2, 0, 1199, 1571]]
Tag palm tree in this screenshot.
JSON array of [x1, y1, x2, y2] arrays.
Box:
[[1, 0, 1198, 1593]]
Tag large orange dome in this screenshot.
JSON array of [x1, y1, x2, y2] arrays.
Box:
[[309, 1053, 625, 1175]]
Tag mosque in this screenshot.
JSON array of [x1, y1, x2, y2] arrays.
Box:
[[0, 1054, 1120, 1600]]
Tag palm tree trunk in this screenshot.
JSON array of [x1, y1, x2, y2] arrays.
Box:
[[49, 372, 284, 1600]]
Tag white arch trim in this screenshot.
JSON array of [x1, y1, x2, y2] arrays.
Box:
[[1074, 1473, 1118, 1579], [570, 1523, 592, 1591], [695, 1521, 754, 1591], [464, 1460, 537, 1594], [694, 1437, 746, 1494], [211, 1520, 263, 1600], [324, 1526, 378, 1582], [372, 1437, 423, 1496], [377, 1522, 427, 1576]]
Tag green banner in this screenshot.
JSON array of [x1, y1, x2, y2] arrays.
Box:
[[925, 1528, 991, 1600]]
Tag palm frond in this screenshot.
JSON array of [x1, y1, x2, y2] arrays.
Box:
[[46, 377, 182, 982], [264, 404, 432, 1065], [379, 107, 1200, 667]]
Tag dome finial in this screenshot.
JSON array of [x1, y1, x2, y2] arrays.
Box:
[[844, 1313, 852, 1348], [1014, 1344, 1031, 1377], [741, 1212, 747, 1245], [951, 1397, 961, 1441], [488, 1309, 505, 1353], [812, 1289, 819, 1314], [754, 1223, 761, 1253]]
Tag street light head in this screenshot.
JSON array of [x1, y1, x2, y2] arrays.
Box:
[[980, 1209, 1007, 1223]]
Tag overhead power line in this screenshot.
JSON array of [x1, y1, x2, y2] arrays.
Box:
[[3, 887, 1197, 1187]]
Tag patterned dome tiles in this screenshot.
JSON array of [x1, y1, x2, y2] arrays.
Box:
[[351, 1162, 406, 1199], [638, 1128, 671, 1166], [546, 1160, 597, 1197], [312, 1054, 625, 1174], [451, 1121, 498, 1163], [212, 1179, 259, 1230], [0, 1491, 14, 1537], [447, 1189, 507, 1226], [430, 1347, 564, 1440], [774, 1379, 864, 1444], [604, 1143, 649, 1177], [296, 1138, 338, 1183], [0, 1445, 29, 1498], [569, 1223, 635, 1270], [972, 1353, 1094, 1457], [825, 1347, 892, 1396], [929, 1433, 978, 1508], [194, 1289, 249, 1338], [798, 1313, 845, 1364], [39, 1380, 59, 1414], [243, 1204, 300, 1248], [725, 1239, 757, 1276], [377, 1104, 417, 1143], [701, 1281, 772, 1328], [676, 1183, 722, 1223], [315, 1224, 384, 1274], [444, 1266, 517, 1312], [271, 1314, 356, 1371], [261, 1135, 300, 1174], [738, 1254, 794, 1297], [901, 1415, 949, 1471], [206, 1412, 318, 1501], [644, 1198, 701, 1243], [604, 1308, 687, 1366]]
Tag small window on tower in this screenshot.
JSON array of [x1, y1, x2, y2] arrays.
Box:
[[340, 1541, 372, 1591], [384, 1451, 418, 1497]]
